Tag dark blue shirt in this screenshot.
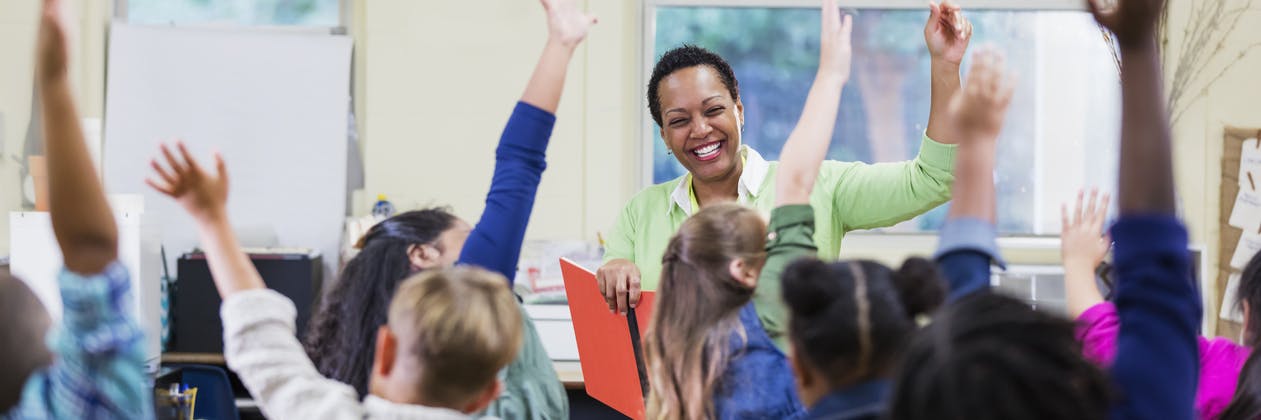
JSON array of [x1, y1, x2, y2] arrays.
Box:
[[714, 303, 807, 419], [806, 379, 890, 420], [934, 216, 1198, 420]]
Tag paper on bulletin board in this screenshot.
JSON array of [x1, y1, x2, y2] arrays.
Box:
[[1229, 190, 1261, 231], [1221, 273, 1245, 323], [1241, 139, 1261, 190], [1233, 231, 1261, 269]]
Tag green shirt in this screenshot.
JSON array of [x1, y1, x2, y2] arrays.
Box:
[[755, 204, 820, 352], [481, 304, 569, 419], [604, 135, 956, 291]]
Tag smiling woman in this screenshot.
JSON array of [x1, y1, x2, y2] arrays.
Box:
[[652, 47, 746, 195], [596, 2, 976, 314]]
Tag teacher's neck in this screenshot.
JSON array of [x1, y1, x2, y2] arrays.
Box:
[[691, 160, 744, 209]]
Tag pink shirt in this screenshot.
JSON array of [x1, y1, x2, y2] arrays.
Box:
[[1077, 302, 1252, 419]]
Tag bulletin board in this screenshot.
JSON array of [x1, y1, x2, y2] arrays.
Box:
[[1217, 127, 1261, 338]]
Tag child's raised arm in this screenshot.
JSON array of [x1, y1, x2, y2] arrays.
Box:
[[774, 0, 852, 206], [146, 142, 265, 297], [1091, 0, 1174, 216], [520, 0, 597, 113], [756, 0, 852, 349], [933, 49, 1014, 300], [38, 0, 117, 275], [457, 0, 596, 284], [1061, 189, 1110, 318], [942, 49, 1012, 225], [1090, 0, 1197, 418]]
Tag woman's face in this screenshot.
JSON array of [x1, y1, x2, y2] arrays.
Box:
[[656, 65, 745, 184]]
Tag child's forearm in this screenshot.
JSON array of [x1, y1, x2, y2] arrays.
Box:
[[1116, 41, 1174, 216], [520, 40, 578, 114], [776, 72, 845, 206], [195, 214, 266, 297], [1064, 263, 1105, 318], [945, 141, 997, 223], [41, 77, 119, 274]]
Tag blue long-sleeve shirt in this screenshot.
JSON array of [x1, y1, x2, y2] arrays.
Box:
[[933, 218, 1005, 302], [5, 262, 152, 420], [457, 101, 555, 285], [452, 101, 568, 419], [933, 216, 1198, 420], [1107, 216, 1199, 420]]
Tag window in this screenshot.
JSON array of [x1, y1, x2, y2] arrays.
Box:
[[122, 0, 343, 26], [646, 2, 1120, 234]]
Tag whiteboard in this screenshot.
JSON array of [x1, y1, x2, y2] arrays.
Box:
[[104, 24, 352, 284]]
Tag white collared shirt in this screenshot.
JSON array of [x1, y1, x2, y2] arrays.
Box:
[[668, 145, 771, 216]]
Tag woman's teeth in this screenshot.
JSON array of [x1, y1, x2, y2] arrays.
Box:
[[692, 142, 721, 160]]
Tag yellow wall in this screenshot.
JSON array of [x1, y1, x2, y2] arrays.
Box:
[[355, 0, 641, 243], [0, 1, 39, 257], [0, 0, 109, 257], [1165, 0, 1261, 333]]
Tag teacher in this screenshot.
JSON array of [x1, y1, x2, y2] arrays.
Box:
[[598, 2, 975, 313]]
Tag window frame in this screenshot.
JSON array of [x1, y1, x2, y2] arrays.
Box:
[[113, 0, 351, 31], [639, 0, 1100, 237], [640, 0, 1094, 192]]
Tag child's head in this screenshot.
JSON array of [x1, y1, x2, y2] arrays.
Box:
[[645, 203, 767, 419], [357, 208, 470, 272], [1236, 251, 1261, 346], [1218, 251, 1261, 419], [889, 292, 1111, 420], [305, 207, 469, 395], [368, 266, 522, 413], [0, 274, 53, 412], [781, 257, 944, 406]]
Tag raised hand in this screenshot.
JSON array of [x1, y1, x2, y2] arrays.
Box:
[[37, 0, 70, 83], [946, 48, 1015, 141], [146, 142, 230, 223], [1061, 189, 1112, 274], [819, 0, 854, 82], [925, 1, 973, 65], [774, 0, 852, 206], [541, 0, 598, 49], [1060, 189, 1111, 317], [943, 48, 1013, 224], [1089, 0, 1164, 48]]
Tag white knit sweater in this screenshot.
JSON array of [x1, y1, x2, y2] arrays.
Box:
[[220, 289, 489, 420]]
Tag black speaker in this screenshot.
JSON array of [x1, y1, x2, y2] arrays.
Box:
[[169, 252, 323, 354]]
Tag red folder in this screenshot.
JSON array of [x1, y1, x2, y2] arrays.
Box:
[[561, 258, 655, 420]]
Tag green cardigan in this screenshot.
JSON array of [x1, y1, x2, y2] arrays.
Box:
[[604, 135, 957, 291]]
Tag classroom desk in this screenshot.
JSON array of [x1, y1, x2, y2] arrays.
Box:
[[162, 353, 226, 365], [555, 360, 584, 389], [163, 304, 591, 393], [163, 353, 620, 419]]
